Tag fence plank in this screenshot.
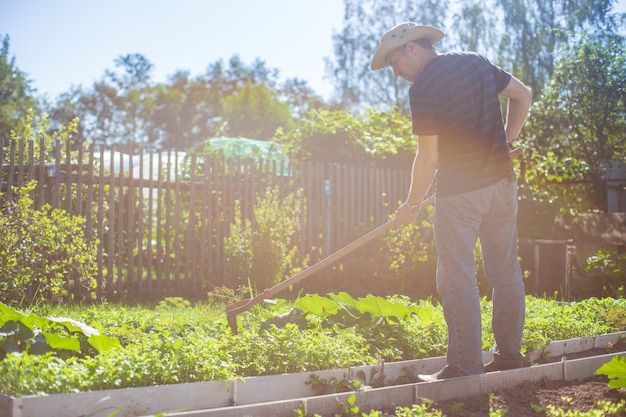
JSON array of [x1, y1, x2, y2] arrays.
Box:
[[96, 144, 105, 299], [2, 140, 414, 303]]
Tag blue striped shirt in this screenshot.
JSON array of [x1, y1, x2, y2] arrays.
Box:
[[409, 52, 514, 196]]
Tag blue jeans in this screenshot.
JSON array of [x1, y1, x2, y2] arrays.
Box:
[[434, 176, 525, 375]]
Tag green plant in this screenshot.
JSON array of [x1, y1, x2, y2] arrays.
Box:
[[596, 356, 626, 389], [7, 110, 79, 165], [156, 297, 191, 311], [206, 285, 250, 307], [293, 292, 446, 361], [545, 400, 626, 416], [0, 182, 98, 306], [224, 186, 307, 291], [531, 403, 544, 413], [1, 296, 626, 398], [0, 302, 120, 360], [223, 323, 375, 376], [337, 393, 360, 416], [584, 250, 626, 298], [393, 399, 443, 416], [307, 374, 364, 394]]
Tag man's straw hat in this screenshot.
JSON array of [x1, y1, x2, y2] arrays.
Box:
[[370, 22, 444, 70]]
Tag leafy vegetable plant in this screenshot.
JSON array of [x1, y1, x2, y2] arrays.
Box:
[[596, 355, 626, 389], [1, 296, 625, 397], [0, 302, 120, 359]]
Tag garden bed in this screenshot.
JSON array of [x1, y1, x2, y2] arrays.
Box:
[[1, 332, 625, 417]]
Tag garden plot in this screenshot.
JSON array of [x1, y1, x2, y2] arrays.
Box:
[[1, 331, 624, 417]]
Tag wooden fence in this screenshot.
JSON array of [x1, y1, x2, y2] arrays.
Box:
[[0, 138, 412, 303]]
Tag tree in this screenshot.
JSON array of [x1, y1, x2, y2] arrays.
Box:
[[0, 35, 37, 136], [53, 54, 156, 149], [521, 34, 626, 211], [326, 0, 449, 111], [327, 0, 623, 109], [104, 53, 156, 148], [46, 86, 87, 141], [47, 54, 326, 150], [279, 77, 328, 119], [452, 1, 499, 55], [150, 71, 218, 149], [495, 0, 617, 95], [221, 79, 294, 140]]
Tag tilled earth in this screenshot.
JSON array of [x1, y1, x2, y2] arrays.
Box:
[[436, 375, 625, 416], [417, 346, 626, 416]]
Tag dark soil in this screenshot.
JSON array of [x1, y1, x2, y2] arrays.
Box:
[[436, 375, 625, 416], [428, 346, 626, 416]]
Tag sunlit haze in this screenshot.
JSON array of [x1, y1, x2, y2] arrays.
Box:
[[0, 0, 344, 100], [1, 0, 625, 102]]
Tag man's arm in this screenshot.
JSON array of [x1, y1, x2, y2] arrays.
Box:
[[395, 134, 438, 225], [500, 75, 533, 145]]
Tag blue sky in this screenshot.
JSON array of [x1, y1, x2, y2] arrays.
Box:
[[0, 0, 344, 100], [1, 0, 625, 102]]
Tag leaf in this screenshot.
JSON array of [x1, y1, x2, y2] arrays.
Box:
[[358, 294, 409, 319], [88, 334, 122, 353], [329, 292, 359, 308], [4, 338, 20, 354], [171, 338, 184, 351], [295, 294, 339, 317], [409, 305, 437, 325], [596, 356, 626, 389], [48, 316, 100, 337], [43, 331, 81, 352], [28, 333, 51, 355], [0, 303, 28, 327]]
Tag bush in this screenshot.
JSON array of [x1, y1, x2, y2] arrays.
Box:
[[584, 249, 626, 298], [224, 186, 308, 291], [0, 182, 98, 306]]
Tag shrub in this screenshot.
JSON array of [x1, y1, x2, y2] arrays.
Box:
[[584, 249, 626, 298], [0, 182, 98, 306], [224, 186, 308, 291]]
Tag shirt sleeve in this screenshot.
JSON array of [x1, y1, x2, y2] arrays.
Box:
[[409, 85, 439, 136], [493, 65, 512, 93]]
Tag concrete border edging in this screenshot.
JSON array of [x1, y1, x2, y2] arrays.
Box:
[[1, 332, 624, 417]]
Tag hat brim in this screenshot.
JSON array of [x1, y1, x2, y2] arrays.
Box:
[[370, 25, 444, 70]]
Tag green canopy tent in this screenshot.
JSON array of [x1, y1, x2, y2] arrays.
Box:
[[187, 137, 292, 176]]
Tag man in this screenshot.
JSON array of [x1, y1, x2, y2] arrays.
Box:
[[371, 22, 533, 381]]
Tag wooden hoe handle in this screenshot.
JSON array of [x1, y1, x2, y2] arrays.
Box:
[[225, 147, 523, 333]]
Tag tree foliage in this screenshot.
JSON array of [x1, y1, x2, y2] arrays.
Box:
[[0, 35, 37, 136], [496, 0, 618, 95], [326, 0, 623, 109], [529, 35, 626, 173], [273, 107, 414, 167], [518, 34, 626, 220], [327, 0, 449, 111], [44, 54, 324, 150], [221, 79, 294, 139], [7, 109, 79, 164]]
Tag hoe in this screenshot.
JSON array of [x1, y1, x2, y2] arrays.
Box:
[[226, 147, 522, 334]]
